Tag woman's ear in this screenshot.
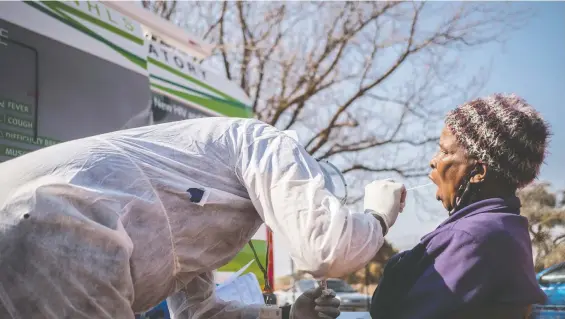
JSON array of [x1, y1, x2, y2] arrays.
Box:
[[470, 162, 488, 184]]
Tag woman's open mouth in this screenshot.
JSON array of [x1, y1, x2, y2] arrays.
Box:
[[429, 174, 440, 201]]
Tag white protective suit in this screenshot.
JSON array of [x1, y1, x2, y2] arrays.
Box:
[[0, 117, 384, 319]]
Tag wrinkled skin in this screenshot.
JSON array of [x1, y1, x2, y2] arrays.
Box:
[[429, 126, 487, 212]]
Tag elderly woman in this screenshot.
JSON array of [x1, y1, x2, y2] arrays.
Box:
[[370, 94, 549, 319]]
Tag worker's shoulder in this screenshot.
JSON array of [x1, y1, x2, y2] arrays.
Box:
[[171, 117, 271, 133], [117, 117, 264, 139], [197, 117, 282, 139], [222, 117, 276, 131], [118, 117, 283, 147], [153, 116, 258, 127]]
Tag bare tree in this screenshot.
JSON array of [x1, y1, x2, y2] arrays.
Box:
[[142, 1, 530, 205], [141, 0, 177, 20], [519, 183, 565, 272]]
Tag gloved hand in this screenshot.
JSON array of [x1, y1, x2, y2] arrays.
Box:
[[364, 179, 406, 234], [290, 287, 340, 319]]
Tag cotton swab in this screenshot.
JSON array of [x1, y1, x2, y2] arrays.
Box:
[[406, 182, 434, 191]]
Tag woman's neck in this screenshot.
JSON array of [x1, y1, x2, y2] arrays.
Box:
[[475, 183, 517, 201], [451, 182, 516, 215]]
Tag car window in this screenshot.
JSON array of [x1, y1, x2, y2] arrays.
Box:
[[542, 266, 565, 284], [297, 280, 316, 291], [327, 280, 357, 293]]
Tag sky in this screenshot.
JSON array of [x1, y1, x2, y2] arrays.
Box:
[[273, 1, 565, 278]]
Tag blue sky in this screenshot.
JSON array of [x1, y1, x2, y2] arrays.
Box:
[[274, 2, 565, 277], [485, 2, 565, 190]]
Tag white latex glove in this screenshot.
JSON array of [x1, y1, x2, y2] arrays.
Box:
[[364, 179, 406, 234], [290, 287, 340, 319]]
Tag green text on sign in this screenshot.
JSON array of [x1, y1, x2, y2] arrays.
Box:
[[0, 98, 32, 115], [0, 114, 34, 129], [0, 129, 59, 147], [0, 144, 31, 157]]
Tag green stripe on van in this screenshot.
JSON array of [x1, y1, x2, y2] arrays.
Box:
[[151, 83, 252, 118], [26, 1, 146, 69], [44, 1, 144, 45], [150, 75, 249, 110], [148, 57, 243, 104]]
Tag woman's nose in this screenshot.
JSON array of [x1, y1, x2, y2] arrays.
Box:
[[430, 158, 436, 170]]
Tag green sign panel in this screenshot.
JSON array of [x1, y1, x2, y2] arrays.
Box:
[[0, 98, 59, 161], [0, 144, 31, 158], [0, 114, 34, 129], [0, 129, 59, 147], [0, 97, 32, 115]]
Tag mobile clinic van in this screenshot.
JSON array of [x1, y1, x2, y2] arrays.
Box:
[[0, 0, 274, 299]]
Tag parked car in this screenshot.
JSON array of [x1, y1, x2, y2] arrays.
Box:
[[275, 278, 371, 312], [530, 305, 565, 319], [537, 262, 565, 306]]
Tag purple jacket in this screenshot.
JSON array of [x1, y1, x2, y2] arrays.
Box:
[[396, 197, 546, 318]]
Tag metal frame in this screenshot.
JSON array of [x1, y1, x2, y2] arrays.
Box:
[[318, 159, 348, 205]]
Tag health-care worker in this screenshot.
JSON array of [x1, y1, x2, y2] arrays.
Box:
[[0, 117, 406, 319]]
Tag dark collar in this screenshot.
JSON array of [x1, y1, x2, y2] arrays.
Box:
[[423, 196, 521, 241]]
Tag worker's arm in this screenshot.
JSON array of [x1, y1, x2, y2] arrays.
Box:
[[231, 120, 387, 278]]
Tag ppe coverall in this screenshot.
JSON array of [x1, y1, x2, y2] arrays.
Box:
[[0, 118, 384, 319]]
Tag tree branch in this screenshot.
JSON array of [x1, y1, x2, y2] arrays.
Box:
[[319, 136, 438, 160], [270, 3, 399, 127], [218, 2, 232, 81], [236, 2, 253, 94], [304, 3, 426, 153]]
